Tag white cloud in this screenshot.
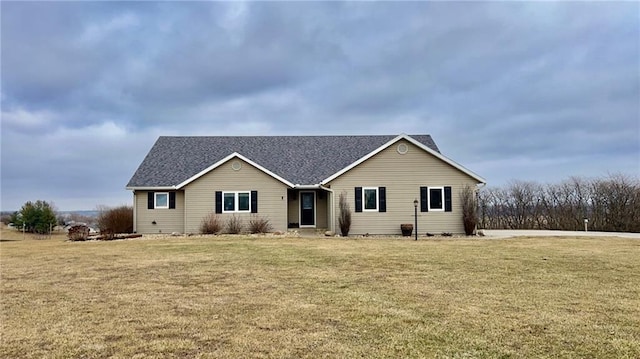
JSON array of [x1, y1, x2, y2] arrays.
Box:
[[78, 12, 139, 44], [50, 121, 128, 141], [1, 108, 54, 131], [217, 2, 249, 44]]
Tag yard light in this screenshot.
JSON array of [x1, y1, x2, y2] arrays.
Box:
[[584, 218, 588, 232], [413, 199, 418, 241]]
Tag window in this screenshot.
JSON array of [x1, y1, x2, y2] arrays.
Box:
[[363, 187, 378, 211], [429, 187, 444, 211], [155, 192, 169, 209], [148, 192, 175, 209], [420, 186, 452, 212], [223, 191, 251, 213], [355, 187, 386, 213]]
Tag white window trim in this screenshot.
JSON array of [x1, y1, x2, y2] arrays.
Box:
[[222, 191, 251, 213], [363, 187, 379, 212], [428, 187, 445, 212], [155, 192, 169, 209]]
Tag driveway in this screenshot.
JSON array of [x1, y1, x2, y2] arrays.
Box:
[[482, 229, 640, 239]]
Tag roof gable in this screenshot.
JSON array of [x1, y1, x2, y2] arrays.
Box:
[[126, 134, 446, 188], [176, 153, 294, 189], [321, 134, 486, 184]]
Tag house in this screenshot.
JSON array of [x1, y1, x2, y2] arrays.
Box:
[[126, 134, 485, 235]]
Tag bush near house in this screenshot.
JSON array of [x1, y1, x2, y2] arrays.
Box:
[[200, 213, 223, 234], [226, 215, 243, 234], [248, 215, 272, 234], [338, 191, 352, 236], [97, 205, 133, 236], [460, 185, 478, 235]]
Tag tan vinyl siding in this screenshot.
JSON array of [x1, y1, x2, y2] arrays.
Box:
[[326, 140, 480, 235], [184, 158, 289, 233], [315, 193, 328, 229], [287, 192, 299, 227], [134, 191, 185, 234]]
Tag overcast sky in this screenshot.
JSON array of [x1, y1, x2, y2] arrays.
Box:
[[1, 1, 638, 211]]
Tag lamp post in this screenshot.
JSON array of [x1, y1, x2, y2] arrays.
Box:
[[413, 199, 418, 241]]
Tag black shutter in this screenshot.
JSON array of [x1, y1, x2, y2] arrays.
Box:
[[215, 191, 222, 214], [251, 190, 258, 213], [378, 187, 386, 212], [148, 192, 154, 209], [355, 187, 363, 213], [444, 186, 452, 212], [420, 187, 428, 212], [169, 192, 176, 209]]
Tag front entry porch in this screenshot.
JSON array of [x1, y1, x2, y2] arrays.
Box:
[[287, 188, 331, 231]]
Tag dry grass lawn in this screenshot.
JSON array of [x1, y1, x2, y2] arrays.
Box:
[[1, 227, 639, 358]]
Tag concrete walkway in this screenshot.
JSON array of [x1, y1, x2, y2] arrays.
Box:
[[482, 229, 640, 239]]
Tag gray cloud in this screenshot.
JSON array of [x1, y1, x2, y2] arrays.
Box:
[[1, 1, 638, 210]]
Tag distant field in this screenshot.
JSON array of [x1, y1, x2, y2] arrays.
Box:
[[1, 227, 639, 358]]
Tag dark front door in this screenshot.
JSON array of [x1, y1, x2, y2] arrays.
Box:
[[300, 192, 315, 227]]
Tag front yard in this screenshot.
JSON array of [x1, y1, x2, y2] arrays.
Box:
[[1, 230, 639, 358]]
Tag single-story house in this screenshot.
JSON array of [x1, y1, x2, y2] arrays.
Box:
[[126, 134, 485, 235]]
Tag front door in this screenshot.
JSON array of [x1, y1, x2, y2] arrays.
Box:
[[300, 192, 316, 227]]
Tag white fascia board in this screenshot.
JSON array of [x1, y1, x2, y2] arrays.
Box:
[[175, 152, 295, 189], [294, 184, 322, 189], [126, 186, 176, 191], [320, 134, 486, 185]]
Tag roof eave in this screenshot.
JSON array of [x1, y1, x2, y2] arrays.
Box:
[[126, 186, 177, 191]]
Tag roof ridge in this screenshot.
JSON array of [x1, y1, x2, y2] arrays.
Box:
[[158, 134, 431, 138]]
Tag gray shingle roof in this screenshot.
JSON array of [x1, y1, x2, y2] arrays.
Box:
[[126, 135, 439, 188]]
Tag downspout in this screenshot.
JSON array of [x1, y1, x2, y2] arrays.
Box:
[[132, 190, 137, 233], [320, 185, 335, 234], [184, 190, 188, 234]]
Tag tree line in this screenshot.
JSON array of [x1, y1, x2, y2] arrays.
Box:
[[3, 202, 133, 235], [478, 174, 640, 233]]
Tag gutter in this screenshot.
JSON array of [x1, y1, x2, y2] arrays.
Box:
[[294, 184, 322, 190], [126, 186, 176, 191]]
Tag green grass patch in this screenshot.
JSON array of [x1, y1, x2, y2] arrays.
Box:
[[1, 230, 639, 358]]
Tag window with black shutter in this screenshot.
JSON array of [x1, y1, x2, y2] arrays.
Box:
[[420, 186, 452, 212], [378, 187, 386, 212]]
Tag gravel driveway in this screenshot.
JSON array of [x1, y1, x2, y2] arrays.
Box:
[[482, 229, 640, 239]]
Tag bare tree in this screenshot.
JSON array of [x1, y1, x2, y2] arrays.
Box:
[[479, 174, 639, 233]]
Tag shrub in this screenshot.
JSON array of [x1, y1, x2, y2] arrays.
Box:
[[12, 200, 57, 234], [249, 215, 272, 234], [226, 215, 243, 234], [338, 191, 352, 236], [97, 205, 133, 235], [68, 225, 90, 241], [461, 185, 477, 235], [200, 213, 222, 234]]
